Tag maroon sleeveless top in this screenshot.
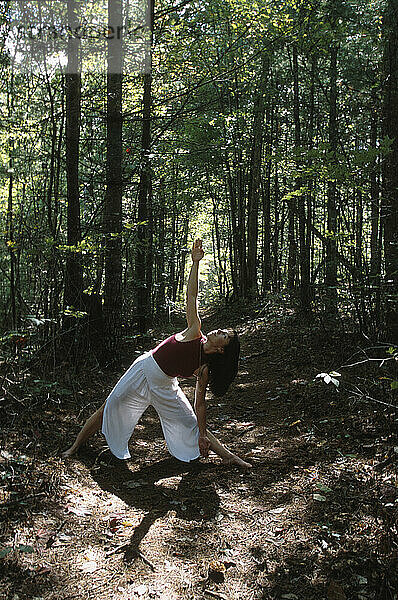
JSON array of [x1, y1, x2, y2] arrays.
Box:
[[151, 334, 205, 377]]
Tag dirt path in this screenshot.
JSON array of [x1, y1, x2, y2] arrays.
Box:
[[1, 308, 397, 600]]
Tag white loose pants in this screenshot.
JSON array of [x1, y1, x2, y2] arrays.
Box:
[[101, 352, 200, 462]]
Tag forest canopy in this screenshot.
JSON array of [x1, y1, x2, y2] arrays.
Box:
[[0, 0, 397, 363]]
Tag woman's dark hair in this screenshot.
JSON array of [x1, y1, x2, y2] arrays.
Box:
[[205, 330, 240, 397]]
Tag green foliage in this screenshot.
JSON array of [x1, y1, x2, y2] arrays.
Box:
[[0, 0, 393, 338], [62, 307, 88, 319], [30, 379, 72, 396]]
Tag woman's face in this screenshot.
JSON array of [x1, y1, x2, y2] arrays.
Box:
[[207, 328, 232, 349]]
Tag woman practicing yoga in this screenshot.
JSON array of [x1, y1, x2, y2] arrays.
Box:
[[63, 239, 251, 468]]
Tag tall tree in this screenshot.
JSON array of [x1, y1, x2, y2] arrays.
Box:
[[382, 0, 398, 343], [63, 0, 83, 342], [369, 93, 381, 327], [325, 36, 339, 315], [135, 0, 154, 332], [103, 0, 123, 352], [293, 44, 311, 316], [247, 54, 268, 298], [261, 99, 273, 294]]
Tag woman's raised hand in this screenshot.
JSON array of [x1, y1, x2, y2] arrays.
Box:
[[191, 238, 204, 262]]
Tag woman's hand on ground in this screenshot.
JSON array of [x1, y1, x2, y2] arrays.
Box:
[[191, 238, 204, 262], [199, 434, 210, 457]]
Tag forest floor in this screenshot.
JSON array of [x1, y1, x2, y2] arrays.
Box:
[[1, 300, 397, 600]]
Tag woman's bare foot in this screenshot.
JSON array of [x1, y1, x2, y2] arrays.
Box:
[[222, 455, 252, 469], [62, 446, 76, 458]]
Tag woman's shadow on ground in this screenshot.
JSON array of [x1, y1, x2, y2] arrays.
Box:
[[78, 449, 220, 564]]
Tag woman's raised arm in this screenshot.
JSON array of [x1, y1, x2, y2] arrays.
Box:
[[185, 238, 204, 331]]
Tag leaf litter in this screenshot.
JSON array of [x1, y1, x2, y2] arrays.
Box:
[[0, 309, 397, 599]]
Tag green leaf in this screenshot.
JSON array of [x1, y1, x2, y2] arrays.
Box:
[[0, 547, 12, 558], [313, 493, 327, 502], [316, 483, 332, 493], [391, 381, 398, 390], [18, 545, 34, 553]]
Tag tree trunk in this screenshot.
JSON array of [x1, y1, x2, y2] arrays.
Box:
[[382, 0, 398, 342], [307, 57, 316, 302], [237, 152, 247, 297], [6, 167, 16, 331], [247, 54, 269, 298], [262, 85, 273, 295], [103, 0, 123, 352], [287, 135, 297, 290], [272, 102, 281, 292], [154, 178, 166, 317], [369, 98, 381, 328], [135, 0, 154, 332], [293, 45, 311, 316], [212, 195, 228, 299], [169, 165, 177, 301], [177, 217, 189, 297], [63, 0, 84, 360], [325, 42, 339, 315]]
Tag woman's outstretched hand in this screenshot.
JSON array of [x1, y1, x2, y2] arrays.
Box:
[[191, 238, 204, 262], [199, 434, 211, 458]]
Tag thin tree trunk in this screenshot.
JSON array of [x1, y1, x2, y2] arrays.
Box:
[[237, 152, 247, 297], [262, 89, 273, 294], [272, 100, 281, 292], [247, 54, 269, 298], [135, 0, 154, 332], [382, 0, 398, 342], [212, 196, 227, 299], [177, 217, 189, 297], [369, 98, 381, 327], [293, 45, 311, 316], [325, 42, 339, 315], [307, 57, 316, 302], [64, 0, 83, 325], [370, 100, 380, 280], [6, 167, 16, 331], [103, 0, 123, 352], [5, 70, 17, 331], [286, 134, 297, 290], [155, 178, 166, 317], [220, 83, 240, 298]]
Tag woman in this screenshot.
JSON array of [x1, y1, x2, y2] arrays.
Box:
[[63, 239, 251, 468]]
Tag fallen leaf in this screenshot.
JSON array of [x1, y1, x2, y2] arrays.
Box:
[[35, 566, 52, 575], [135, 584, 148, 595], [67, 505, 92, 516], [269, 507, 285, 514], [80, 560, 97, 573], [109, 516, 121, 531], [122, 520, 135, 527], [313, 494, 327, 502]]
